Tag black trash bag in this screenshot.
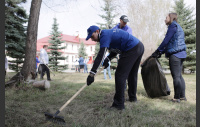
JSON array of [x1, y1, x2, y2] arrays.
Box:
[[141, 56, 170, 98]]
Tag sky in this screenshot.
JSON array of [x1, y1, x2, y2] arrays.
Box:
[[21, 0, 196, 40]]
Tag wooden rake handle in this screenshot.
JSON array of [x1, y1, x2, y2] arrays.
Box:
[[59, 66, 105, 112]]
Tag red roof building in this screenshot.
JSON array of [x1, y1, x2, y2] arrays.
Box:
[[37, 34, 96, 66]]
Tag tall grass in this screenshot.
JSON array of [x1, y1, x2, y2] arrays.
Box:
[[5, 72, 196, 127]]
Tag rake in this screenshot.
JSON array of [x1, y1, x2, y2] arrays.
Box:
[[45, 66, 105, 125]]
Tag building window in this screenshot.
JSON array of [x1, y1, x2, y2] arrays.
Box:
[[91, 46, 92, 51], [72, 44, 73, 50], [72, 56, 74, 62], [66, 56, 69, 62], [66, 43, 68, 50]]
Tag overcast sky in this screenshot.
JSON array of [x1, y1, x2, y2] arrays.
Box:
[[21, 0, 196, 40]]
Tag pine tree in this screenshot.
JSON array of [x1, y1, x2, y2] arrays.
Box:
[[173, 0, 196, 73], [78, 41, 87, 58], [48, 18, 68, 72], [97, 0, 118, 29], [5, 0, 28, 72], [95, 0, 118, 62]]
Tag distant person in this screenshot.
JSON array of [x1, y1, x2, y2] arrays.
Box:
[[85, 25, 144, 110], [40, 45, 51, 81], [84, 57, 89, 73], [36, 56, 40, 77], [102, 52, 112, 80], [5, 56, 8, 76], [74, 56, 80, 72], [78, 55, 84, 73], [152, 13, 187, 103]]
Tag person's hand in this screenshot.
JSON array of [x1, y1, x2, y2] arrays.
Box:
[[103, 58, 110, 69], [152, 50, 162, 58], [87, 73, 95, 86]]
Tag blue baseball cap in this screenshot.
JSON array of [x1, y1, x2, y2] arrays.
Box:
[[86, 25, 100, 40]]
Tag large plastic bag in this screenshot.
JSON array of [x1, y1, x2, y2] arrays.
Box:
[[141, 56, 170, 98]]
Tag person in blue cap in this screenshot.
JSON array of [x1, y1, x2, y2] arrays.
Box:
[[85, 25, 144, 110]]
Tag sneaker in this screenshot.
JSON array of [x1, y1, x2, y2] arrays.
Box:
[[171, 99, 180, 103], [180, 97, 187, 101], [110, 106, 125, 111], [126, 99, 138, 103]]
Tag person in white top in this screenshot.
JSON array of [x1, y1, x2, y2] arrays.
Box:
[[103, 52, 112, 80], [74, 56, 80, 72], [39, 45, 51, 81], [84, 56, 89, 73]]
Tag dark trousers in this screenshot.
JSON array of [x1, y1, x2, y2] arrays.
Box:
[[40, 64, 51, 80], [112, 42, 144, 109], [169, 55, 185, 99]]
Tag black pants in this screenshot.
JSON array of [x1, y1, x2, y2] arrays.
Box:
[[112, 42, 144, 109], [169, 55, 185, 99], [40, 64, 51, 80]]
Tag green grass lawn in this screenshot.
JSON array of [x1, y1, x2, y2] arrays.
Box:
[[5, 72, 196, 127]]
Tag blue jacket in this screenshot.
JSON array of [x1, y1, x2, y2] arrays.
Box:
[[100, 29, 139, 52], [36, 57, 40, 68], [112, 23, 132, 35], [78, 57, 84, 65], [158, 21, 186, 58]]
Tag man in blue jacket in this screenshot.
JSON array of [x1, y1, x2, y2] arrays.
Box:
[[85, 25, 144, 110], [112, 15, 132, 35]]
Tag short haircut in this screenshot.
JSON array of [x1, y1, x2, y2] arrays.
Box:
[[43, 45, 48, 48], [168, 13, 178, 25]]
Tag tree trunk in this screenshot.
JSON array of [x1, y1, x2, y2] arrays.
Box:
[[6, 0, 42, 87], [5, 0, 42, 87], [21, 0, 42, 80]]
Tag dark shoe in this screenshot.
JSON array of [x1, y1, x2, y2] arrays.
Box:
[[47, 79, 52, 81], [126, 99, 138, 103], [110, 106, 125, 111], [171, 99, 180, 103], [180, 97, 187, 101]]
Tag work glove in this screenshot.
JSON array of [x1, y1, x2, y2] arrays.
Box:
[[87, 73, 95, 86], [103, 58, 110, 69], [151, 50, 162, 58]]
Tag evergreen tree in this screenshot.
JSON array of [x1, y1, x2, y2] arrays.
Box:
[[48, 18, 68, 72], [5, 0, 28, 72], [173, 0, 196, 73], [95, 0, 118, 59], [78, 41, 87, 58], [97, 0, 118, 29]]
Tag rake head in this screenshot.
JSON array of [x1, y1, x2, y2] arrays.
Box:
[[45, 112, 66, 125]]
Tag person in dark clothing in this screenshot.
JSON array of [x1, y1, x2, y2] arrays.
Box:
[[112, 15, 133, 90], [78, 55, 84, 73], [152, 13, 187, 103], [86, 25, 144, 110]]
